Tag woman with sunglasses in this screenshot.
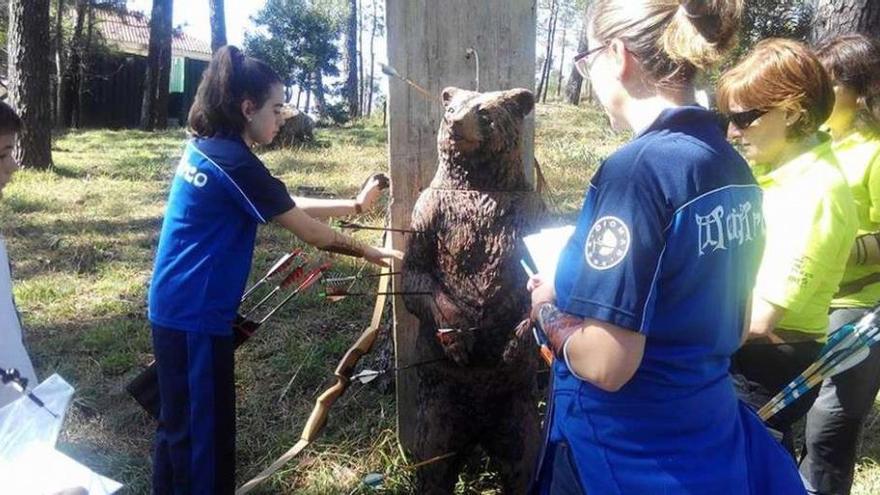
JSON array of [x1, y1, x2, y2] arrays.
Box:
[[717, 38, 858, 455], [799, 33, 880, 495], [526, 1, 805, 493]]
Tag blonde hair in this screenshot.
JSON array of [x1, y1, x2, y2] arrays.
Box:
[[717, 38, 835, 139], [588, 0, 743, 87]]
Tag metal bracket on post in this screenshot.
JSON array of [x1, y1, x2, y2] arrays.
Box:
[[465, 47, 480, 92]]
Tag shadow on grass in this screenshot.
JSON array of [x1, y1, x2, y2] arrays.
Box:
[[5, 216, 162, 281]]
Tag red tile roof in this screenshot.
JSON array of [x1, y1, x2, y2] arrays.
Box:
[[95, 8, 211, 59]]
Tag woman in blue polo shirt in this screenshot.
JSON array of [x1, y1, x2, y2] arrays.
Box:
[[148, 46, 400, 494], [527, 1, 805, 493]]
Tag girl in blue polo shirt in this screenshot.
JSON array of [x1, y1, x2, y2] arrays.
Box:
[[148, 46, 400, 494], [527, 1, 805, 493]]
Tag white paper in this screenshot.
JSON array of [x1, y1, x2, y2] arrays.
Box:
[[0, 374, 123, 494], [523, 225, 575, 285]]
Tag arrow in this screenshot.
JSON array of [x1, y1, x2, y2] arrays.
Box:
[[758, 306, 880, 421], [380, 62, 438, 102], [321, 288, 430, 302], [335, 220, 422, 234], [241, 250, 305, 302], [322, 271, 402, 285], [241, 262, 308, 318]]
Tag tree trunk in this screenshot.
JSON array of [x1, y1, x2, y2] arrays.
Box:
[[53, 0, 65, 127], [536, 0, 557, 99], [556, 27, 566, 98], [565, 24, 587, 105], [209, 0, 227, 53], [296, 86, 302, 109], [367, 0, 378, 117], [345, 0, 359, 118], [59, 0, 86, 128], [141, 0, 173, 131], [358, 0, 365, 113], [812, 0, 880, 43], [541, 2, 559, 103], [314, 69, 328, 118], [305, 77, 312, 114], [8, 0, 54, 169], [75, 3, 94, 128]]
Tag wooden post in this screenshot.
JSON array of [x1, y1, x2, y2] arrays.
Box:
[[386, 0, 536, 453]]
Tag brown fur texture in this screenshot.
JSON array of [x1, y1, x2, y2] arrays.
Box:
[[402, 87, 545, 494]]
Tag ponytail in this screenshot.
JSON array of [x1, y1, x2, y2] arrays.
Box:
[[188, 45, 282, 137], [815, 33, 880, 134]]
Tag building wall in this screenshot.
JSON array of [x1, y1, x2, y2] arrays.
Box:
[[80, 52, 208, 129]]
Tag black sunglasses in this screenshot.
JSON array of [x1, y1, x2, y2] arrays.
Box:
[[726, 109, 768, 130]]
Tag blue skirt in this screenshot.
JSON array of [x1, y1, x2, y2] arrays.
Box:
[[531, 364, 806, 495]]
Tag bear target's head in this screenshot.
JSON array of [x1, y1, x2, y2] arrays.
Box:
[[438, 87, 534, 158]]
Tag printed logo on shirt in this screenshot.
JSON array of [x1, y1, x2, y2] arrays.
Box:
[[787, 256, 813, 289], [585, 216, 630, 270], [695, 202, 762, 256], [176, 159, 209, 188]]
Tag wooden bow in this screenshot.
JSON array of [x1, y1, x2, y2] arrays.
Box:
[[236, 237, 394, 494]]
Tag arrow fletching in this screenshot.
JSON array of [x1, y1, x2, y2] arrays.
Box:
[[351, 369, 383, 384], [267, 250, 304, 279], [380, 62, 399, 78], [279, 266, 306, 289]]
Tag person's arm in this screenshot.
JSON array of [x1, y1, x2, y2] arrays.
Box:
[[747, 297, 786, 342], [753, 182, 852, 335], [273, 207, 401, 266], [293, 173, 389, 220], [290, 197, 361, 219], [529, 276, 645, 392], [851, 154, 880, 265], [848, 233, 880, 266], [532, 302, 645, 392]]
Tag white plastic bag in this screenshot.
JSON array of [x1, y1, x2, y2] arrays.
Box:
[[0, 374, 123, 494]]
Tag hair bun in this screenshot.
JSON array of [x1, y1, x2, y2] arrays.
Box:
[[678, 0, 722, 42], [662, 0, 742, 70]]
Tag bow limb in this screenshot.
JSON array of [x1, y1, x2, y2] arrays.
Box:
[[236, 244, 393, 495]]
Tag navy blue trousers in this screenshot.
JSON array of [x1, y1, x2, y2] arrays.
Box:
[[151, 324, 235, 495]]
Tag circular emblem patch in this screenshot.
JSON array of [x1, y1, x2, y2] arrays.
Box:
[[585, 216, 631, 270]]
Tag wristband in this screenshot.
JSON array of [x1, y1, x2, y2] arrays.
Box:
[[532, 302, 583, 357]]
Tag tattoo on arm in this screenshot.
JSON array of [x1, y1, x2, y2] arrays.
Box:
[[532, 303, 584, 356], [321, 231, 368, 258]]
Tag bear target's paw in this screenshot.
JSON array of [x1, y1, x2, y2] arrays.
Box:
[[436, 328, 476, 366]]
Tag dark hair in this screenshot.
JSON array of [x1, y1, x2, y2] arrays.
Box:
[[188, 45, 282, 137], [0, 101, 23, 135], [717, 38, 835, 140], [815, 33, 880, 132]]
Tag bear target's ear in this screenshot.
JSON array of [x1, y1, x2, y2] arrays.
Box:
[[505, 88, 535, 118], [441, 87, 459, 106]]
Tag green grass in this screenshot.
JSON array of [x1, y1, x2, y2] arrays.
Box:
[[4, 105, 880, 494]]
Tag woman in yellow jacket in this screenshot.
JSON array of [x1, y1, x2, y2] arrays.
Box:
[[800, 33, 880, 495], [718, 38, 859, 454]]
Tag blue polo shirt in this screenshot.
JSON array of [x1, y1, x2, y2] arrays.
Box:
[[148, 134, 295, 335], [534, 107, 805, 494]]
